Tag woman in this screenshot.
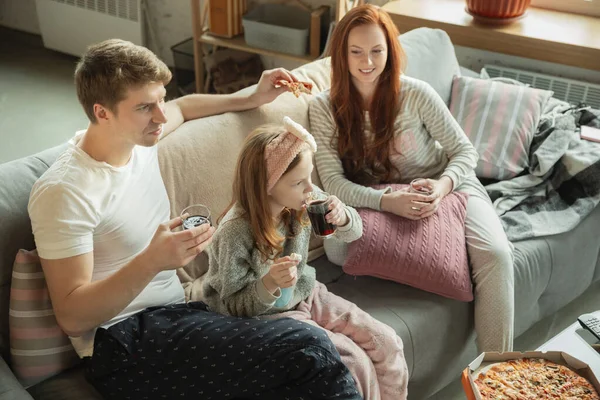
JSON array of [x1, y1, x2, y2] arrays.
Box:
[[308, 5, 514, 352]]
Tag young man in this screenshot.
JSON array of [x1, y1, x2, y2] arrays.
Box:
[[28, 39, 361, 400]]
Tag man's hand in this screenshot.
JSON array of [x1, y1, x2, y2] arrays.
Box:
[[249, 68, 299, 107], [140, 216, 215, 273]]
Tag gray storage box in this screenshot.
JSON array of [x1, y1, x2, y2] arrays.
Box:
[[242, 4, 310, 56]]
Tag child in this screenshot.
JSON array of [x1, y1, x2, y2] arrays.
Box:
[[203, 117, 409, 400]]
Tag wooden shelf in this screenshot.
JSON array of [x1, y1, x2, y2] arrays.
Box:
[[190, 0, 330, 93], [190, 0, 364, 93], [382, 0, 600, 72], [198, 33, 315, 64]]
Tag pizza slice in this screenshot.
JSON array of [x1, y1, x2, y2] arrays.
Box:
[[275, 79, 313, 98]]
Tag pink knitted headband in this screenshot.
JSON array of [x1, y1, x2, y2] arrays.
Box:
[[265, 117, 317, 192]]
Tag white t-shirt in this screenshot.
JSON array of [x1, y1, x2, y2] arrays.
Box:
[[28, 131, 185, 358]]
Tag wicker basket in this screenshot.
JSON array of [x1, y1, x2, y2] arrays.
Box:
[[466, 0, 531, 19]]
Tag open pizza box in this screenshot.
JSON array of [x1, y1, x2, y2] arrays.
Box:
[[461, 351, 600, 400]]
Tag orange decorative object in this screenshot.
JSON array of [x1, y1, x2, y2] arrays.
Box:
[[466, 0, 531, 19]]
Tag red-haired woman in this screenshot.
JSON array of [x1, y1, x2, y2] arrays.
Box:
[[309, 5, 514, 353]]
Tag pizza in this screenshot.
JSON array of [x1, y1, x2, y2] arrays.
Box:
[[275, 79, 313, 97], [474, 358, 600, 399]]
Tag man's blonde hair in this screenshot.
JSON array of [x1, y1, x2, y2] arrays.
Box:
[[75, 39, 172, 123]]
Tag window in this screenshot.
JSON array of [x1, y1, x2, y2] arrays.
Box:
[[531, 0, 600, 17]]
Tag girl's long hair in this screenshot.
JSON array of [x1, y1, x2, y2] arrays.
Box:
[[328, 5, 406, 184], [220, 125, 307, 261]]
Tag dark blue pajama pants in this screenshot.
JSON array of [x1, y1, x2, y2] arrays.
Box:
[[84, 301, 362, 400]]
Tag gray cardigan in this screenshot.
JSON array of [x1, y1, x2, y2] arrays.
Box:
[[203, 200, 362, 317]]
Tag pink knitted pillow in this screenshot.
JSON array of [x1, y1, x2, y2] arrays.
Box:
[[344, 184, 473, 302]]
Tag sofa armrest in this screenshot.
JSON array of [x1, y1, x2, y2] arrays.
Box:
[[0, 356, 33, 400]]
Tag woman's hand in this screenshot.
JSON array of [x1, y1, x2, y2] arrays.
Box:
[[396, 176, 454, 219], [380, 189, 434, 220], [326, 195, 349, 226]]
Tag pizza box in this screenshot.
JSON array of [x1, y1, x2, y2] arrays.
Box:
[[461, 351, 600, 400]]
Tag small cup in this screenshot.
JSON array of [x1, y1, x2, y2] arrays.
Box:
[[180, 204, 212, 230], [409, 179, 433, 196], [306, 192, 336, 238]]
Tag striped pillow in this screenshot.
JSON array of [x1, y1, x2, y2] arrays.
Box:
[[9, 249, 79, 387], [449, 75, 553, 180]]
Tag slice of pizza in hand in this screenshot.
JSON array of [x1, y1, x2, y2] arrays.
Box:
[[275, 79, 313, 98]]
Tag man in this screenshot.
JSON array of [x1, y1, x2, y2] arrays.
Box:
[[28, 39, 361, 400]]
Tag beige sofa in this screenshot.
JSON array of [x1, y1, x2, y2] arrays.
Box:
[[2, 28, 600, 400]]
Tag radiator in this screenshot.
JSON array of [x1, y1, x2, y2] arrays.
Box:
[[484, 64, 600, 110], [35, 0, 143, 57]]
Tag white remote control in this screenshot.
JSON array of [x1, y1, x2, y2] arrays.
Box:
[[578, 313, 600, 341]]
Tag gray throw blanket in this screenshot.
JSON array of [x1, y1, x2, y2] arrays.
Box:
[[485, 98, 600, 241]]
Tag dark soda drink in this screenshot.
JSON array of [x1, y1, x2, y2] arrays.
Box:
[[182, 215, 210, 230], [307, 200, 336, 237], [181, 204, 211, 230]]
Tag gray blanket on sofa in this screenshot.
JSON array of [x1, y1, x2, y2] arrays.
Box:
[[485, 99, 600, 242]]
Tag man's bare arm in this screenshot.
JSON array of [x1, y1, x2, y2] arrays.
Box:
[[41, 217, 214, 337], [41, 252, 158, 337], [161, 92, 256, 138], [161, 68, 298, 138]]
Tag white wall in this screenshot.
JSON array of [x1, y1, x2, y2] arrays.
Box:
[[143, 0, 194, 66], [0, 0, 194, 66], [0, 0, 40, 34], [1, 0, 599, 84]]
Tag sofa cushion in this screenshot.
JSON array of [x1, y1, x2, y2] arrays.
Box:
[[321, 201, 600, 400], [400, 28, 462, 105], [540, 204, 600, 325], [9, 249, 79, 387], [0, 355, 33, 400], [324, 272, 474, 399], [322, 232, 555, 399], [343, 184, 473, 302], [449, 75, 553, 180], [0, 144, 68, 363], [27, 364, 102, 400]]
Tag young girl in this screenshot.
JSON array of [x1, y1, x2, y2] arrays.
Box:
[[308, 5, 514, 353], [203, 117, 409, 400]]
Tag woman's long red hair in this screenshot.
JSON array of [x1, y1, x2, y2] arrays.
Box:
[[328, 5, 405, 184]]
